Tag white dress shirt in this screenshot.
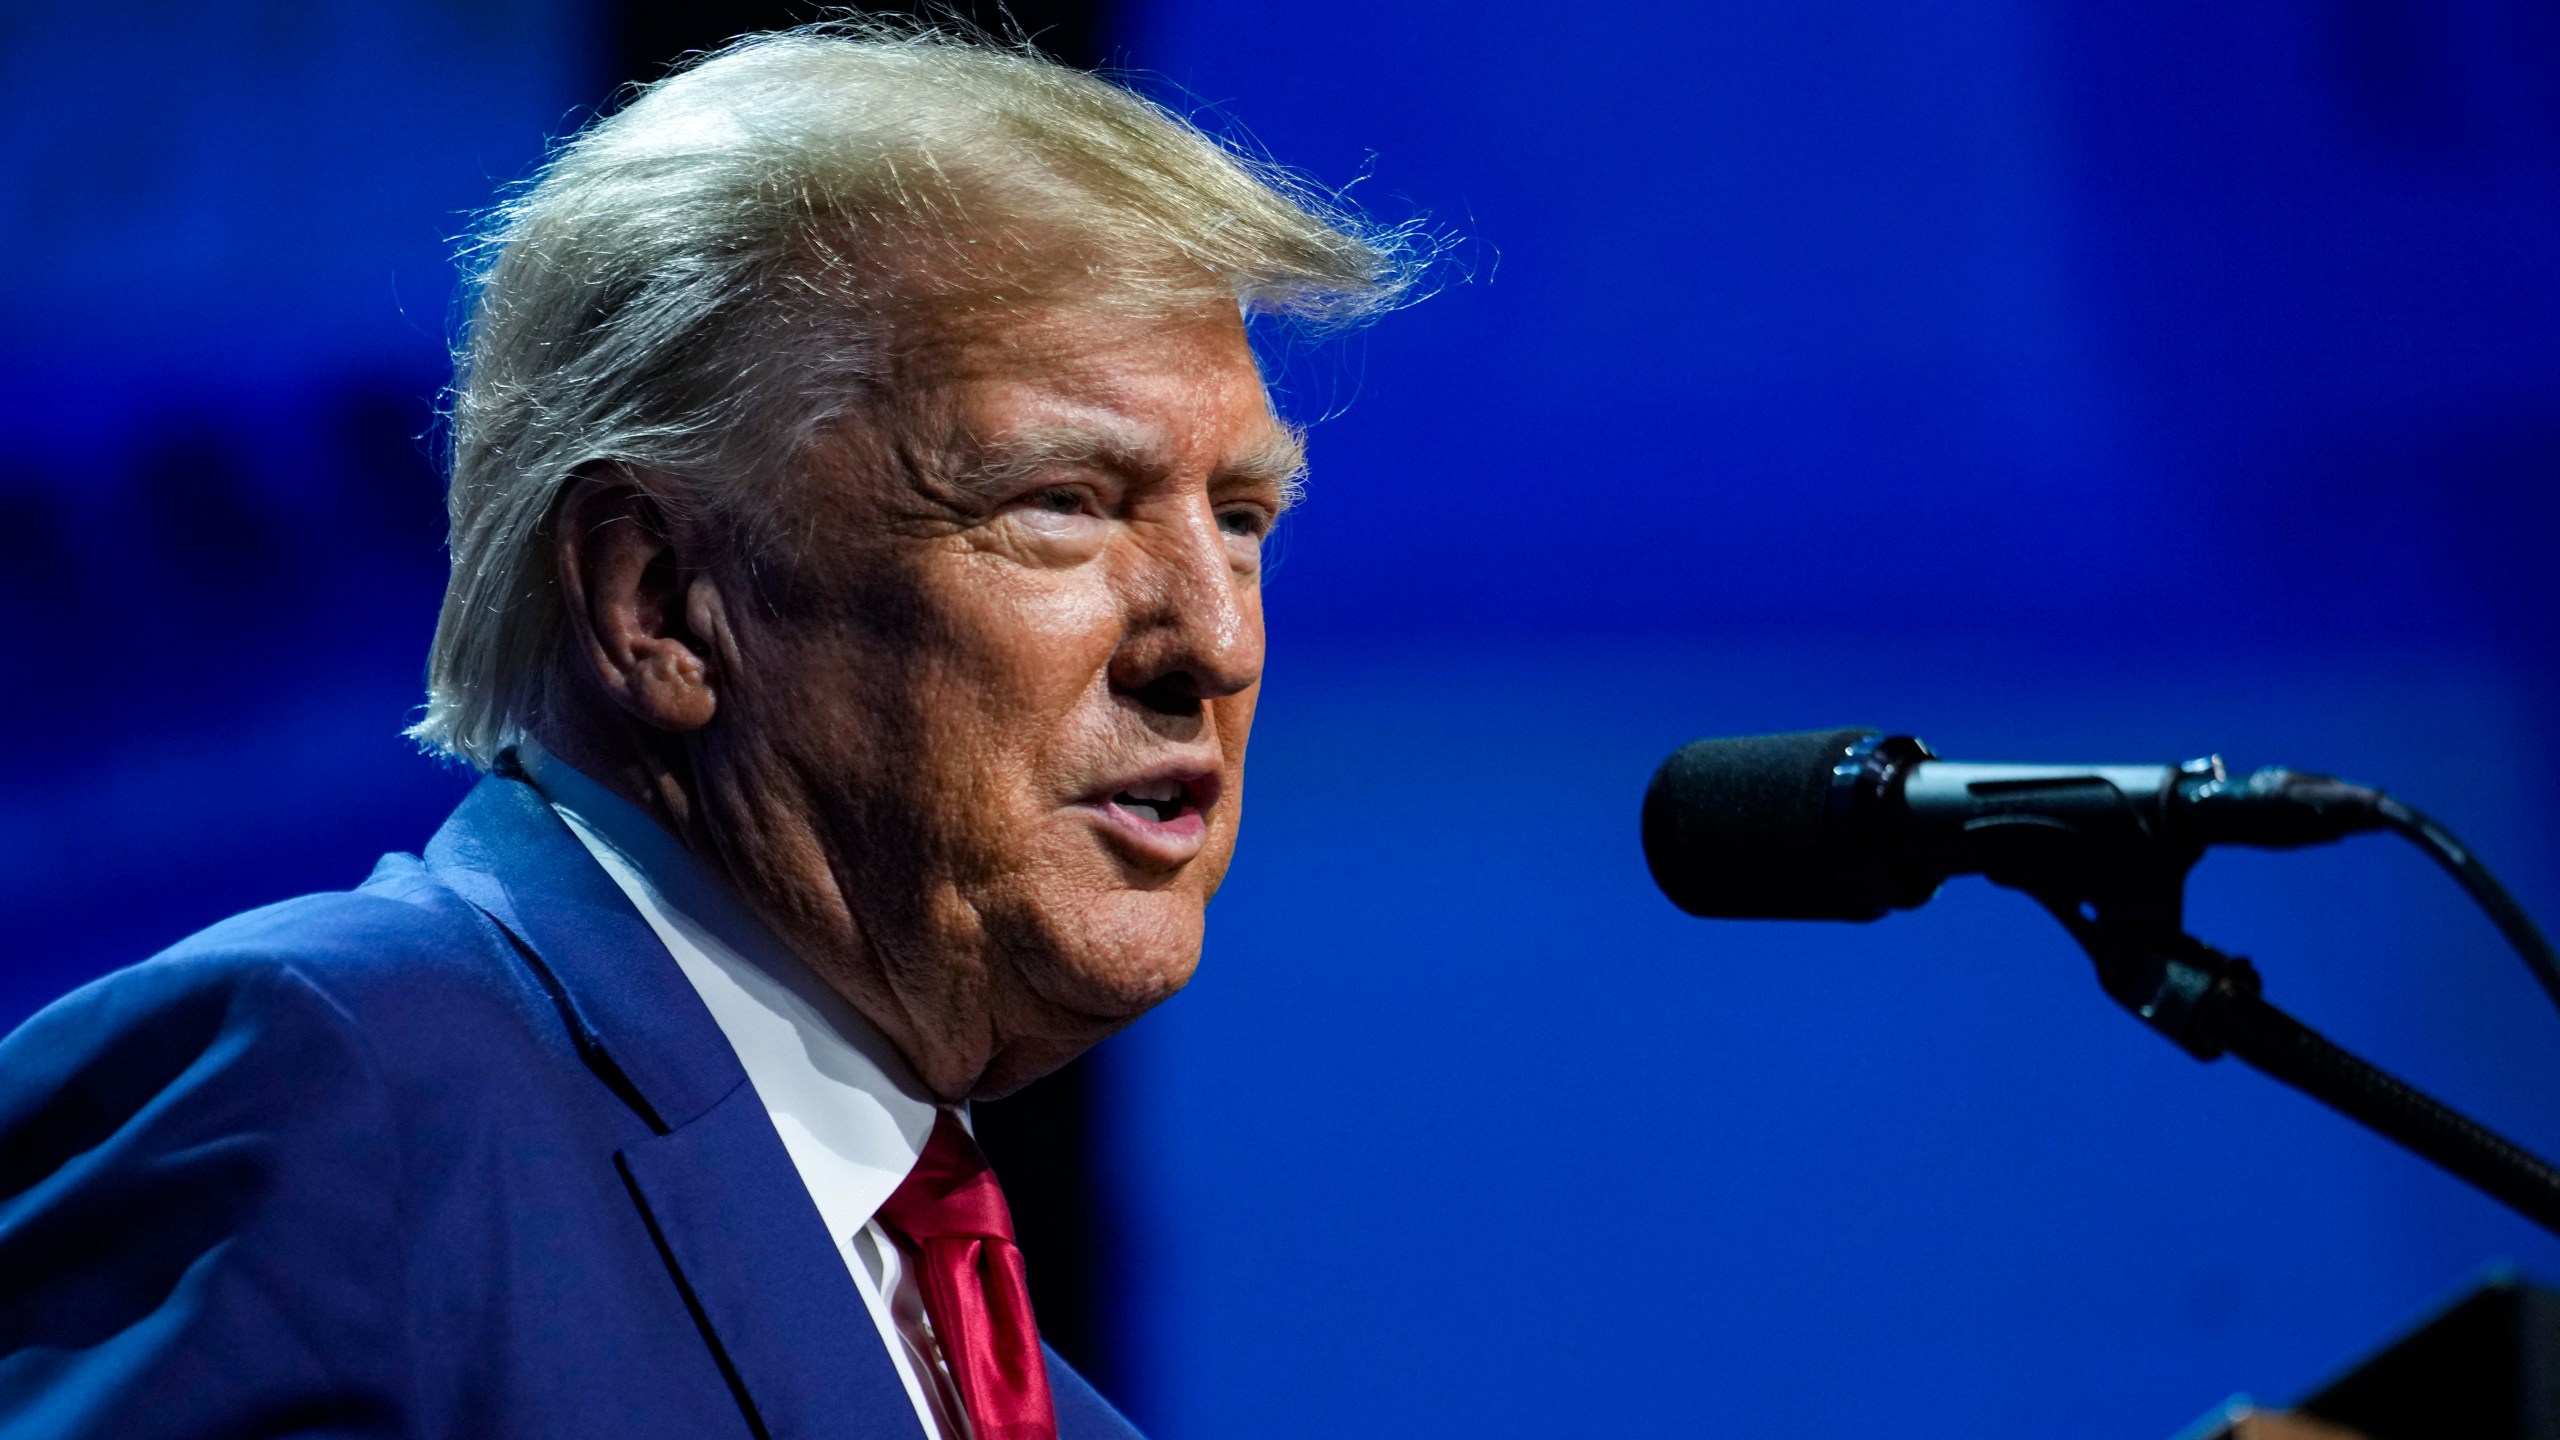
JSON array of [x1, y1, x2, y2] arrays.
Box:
[[520, 743, 976, 1440]]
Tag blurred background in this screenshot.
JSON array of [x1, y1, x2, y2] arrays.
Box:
[[5, 2, 2558, 1435]]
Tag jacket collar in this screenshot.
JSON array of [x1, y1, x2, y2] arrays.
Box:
[[517, 742, 948, 1251], [422, 766, 744, 1132], [422, 766, 930, 1439]]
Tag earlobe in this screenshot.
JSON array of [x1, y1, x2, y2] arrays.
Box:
[[626, 574, 735, 733], [611, 562, 726, 736], [627, 626, 718, 731]]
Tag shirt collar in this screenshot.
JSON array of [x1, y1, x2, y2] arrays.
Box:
[[516, 740, 943, 1239]]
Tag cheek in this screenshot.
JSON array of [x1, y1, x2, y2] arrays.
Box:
[[1215, 686, 1259, 795], [869, 560, 1123, 815], [950, 559, 1124, 714], [1218, 684, 1260, 754]]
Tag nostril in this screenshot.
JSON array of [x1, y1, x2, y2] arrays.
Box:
[[1130, 674, 1203, 718]]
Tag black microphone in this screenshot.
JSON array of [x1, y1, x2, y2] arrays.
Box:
[[1641, 730, 2560, 1245], [1640, 729, 2387, 920]]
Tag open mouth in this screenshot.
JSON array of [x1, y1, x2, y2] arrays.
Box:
[[1081, 768, 1219, 861], [1109, 778, 1194, 824]]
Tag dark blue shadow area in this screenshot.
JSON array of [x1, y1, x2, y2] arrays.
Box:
[[0, 389, 476, 1026]]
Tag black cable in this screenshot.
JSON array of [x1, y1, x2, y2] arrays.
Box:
[[2374, 795, 2560, 1019]]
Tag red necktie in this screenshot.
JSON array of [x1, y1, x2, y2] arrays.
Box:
[[874, 1112, 1059, 1440]]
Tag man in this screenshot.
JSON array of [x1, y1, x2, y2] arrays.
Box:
[[0, 23, 1409, 1439]]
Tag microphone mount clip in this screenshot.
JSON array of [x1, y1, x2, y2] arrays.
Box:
[[2020, 852, 2560, 1239]]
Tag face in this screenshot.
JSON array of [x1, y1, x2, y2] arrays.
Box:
[[693, 301, 1292, 1099]]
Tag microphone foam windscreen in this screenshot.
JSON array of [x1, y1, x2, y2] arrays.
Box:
[[1641, 728, 1881, 920]]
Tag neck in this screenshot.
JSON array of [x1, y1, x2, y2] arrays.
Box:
[[532, 710, 718, 867], [528, 706, 998, 1102]]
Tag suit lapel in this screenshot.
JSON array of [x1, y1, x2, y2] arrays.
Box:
[[425, 773, 732, 1129], [621, 1081, 924, 1440], [426, 774, 924, 1440]]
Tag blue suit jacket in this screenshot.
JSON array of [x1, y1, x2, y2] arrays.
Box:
[[0, 772, 1145, 1440]]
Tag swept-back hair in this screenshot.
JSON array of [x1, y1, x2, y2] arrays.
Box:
[[410, 18, 1419, 768]]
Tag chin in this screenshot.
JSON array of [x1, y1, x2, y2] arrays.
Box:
[[969, 896, 1200, 1100], [1010, 884, 1205, 1024], [1076, 887, 1207, 1009]]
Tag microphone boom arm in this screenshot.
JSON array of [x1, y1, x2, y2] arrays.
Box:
[[2032, 885, 2560, 1239]]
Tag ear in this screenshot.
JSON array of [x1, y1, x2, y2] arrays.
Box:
[[554, 468, 733, 734]]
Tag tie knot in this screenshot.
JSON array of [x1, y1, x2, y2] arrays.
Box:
[[875, 1111, 1017, 1244]]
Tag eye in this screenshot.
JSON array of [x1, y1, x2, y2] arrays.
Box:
[[1216, 505, 1272, 540], [1004, 482, 1101, 527], [997, 481, 1108, 555]]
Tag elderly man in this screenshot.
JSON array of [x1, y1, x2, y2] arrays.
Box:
[[0, 25, 1407, 1440]]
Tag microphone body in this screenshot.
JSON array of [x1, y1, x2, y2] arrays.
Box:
[[1642, 729, 2385, 920]]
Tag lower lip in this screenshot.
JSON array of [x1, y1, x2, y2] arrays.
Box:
[[1082, 800, 1209, 863]]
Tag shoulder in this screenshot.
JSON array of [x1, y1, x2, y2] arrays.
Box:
[[0, 870, 465, 1435], [0, 852, 564, 1204], [0, 855, 601, 1436], [150, 848, 517, 1011], [0, 876, 439, 1190], [0, 851, 592, 1250], [7, 852, 556, 1095]]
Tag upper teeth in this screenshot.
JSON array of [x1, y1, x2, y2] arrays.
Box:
[[1125, 780, 1182, 803]]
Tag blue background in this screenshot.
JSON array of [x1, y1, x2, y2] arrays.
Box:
[[6, 4, 2559, 1436]]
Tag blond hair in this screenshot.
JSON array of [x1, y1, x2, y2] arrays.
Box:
[[409, 19, 1419, 767]]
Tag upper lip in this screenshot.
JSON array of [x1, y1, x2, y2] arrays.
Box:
[[1080, 761, 1222, 814]]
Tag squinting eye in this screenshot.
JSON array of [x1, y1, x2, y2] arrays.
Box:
[[1218, 508, 1269, 539], [1030, 486, 1084, 515]]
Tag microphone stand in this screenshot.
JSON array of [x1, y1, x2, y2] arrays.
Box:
[[2034, 889, 2560, 1239]]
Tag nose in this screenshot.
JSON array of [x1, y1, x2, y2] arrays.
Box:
[[1108, 502, 1262, 717]]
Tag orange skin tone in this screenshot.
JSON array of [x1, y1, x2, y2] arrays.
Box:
[[540, 300, 1292, 1100]]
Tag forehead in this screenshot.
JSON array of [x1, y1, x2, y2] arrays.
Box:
[[938, 301, 1278, 461]]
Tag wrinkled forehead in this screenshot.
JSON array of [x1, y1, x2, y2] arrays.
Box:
[[906, 296, 1284, 466], [761, 298, 1287, 543]]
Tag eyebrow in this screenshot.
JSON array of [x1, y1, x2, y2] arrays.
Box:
[[1228, 426, 1310, 507], [962, 420, 1309, 511]]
